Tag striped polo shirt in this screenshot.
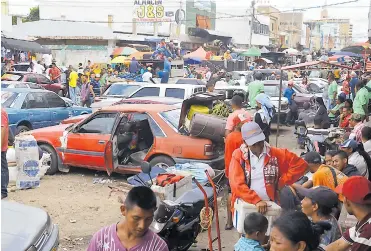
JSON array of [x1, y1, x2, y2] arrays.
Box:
[[342, 213, 371, 251]]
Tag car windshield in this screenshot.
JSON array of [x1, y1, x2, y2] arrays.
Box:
[[293, 84, 310, 94], [1, 91, 19, 108], [264, 85, 281, 97], [1, 74, 22, 81], [160, 109, 180, 129], [103, 84, 140, 96], [309, 71, 321, 78]]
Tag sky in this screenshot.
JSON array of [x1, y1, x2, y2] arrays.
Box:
[[7, 0, 371, 42]]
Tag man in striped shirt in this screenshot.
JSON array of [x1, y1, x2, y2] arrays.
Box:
[[87, 186, 168, 251], [326, 176, 371, 251]]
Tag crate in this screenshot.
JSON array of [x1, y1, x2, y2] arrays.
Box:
[[233, 199, 281, 235], [151, 174, 193, 201]]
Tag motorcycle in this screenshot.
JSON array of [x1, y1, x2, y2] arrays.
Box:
[[134, 162, 226, 251]]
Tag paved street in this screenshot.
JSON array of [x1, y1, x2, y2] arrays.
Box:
[[8, 126, 297, 251]]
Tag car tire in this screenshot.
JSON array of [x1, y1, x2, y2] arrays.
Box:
[[39, 144, 59, 175], [17, 125, 30, 134], [149, 156, 175, 169]]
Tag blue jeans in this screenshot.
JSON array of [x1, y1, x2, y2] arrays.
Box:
[[328, 99, 334, 109], [1, 151, 8, 198], [69, 86, 76, 104]]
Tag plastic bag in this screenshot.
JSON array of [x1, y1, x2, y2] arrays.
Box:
[[168, 163, 215, 184]]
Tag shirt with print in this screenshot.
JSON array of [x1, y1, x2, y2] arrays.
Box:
[[318, 216, 342, 248], [87, 223, 168, 251], [350, 122, 366, 143], [225, 109, 252, 131], [327, 81, 338, 100], [1, 109, 8, 152], [234, 237, 265, 251], [353, 87, 369, 115], [312, 165, 348, 201], [342, 213, 371, 251]]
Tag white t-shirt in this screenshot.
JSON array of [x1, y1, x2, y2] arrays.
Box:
[[206, 71, 212, 81], [42, 54, 52, 67], [33, 63, 45, 74], [249, 147, 270, 201], [142, 72, 153, 82]]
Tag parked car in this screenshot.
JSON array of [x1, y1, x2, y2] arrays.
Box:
[[174, 78, 206, 85], [12, 63, 31, 72], [1, 71, 66, 96], [2, 200, 59, 251], [129, 84, 206, 99], [29, 100, 224, 175], [253, 69, 288, 81], [1, 80, 44, 89], [230, 71, 254, 86], [2, 89, 92, 135], [275, 80, 316, 109], [91, 96, 183, 112]]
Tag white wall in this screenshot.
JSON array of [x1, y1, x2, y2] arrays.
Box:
[[1, 15, 12, 32], [38, 0, 185, 37]]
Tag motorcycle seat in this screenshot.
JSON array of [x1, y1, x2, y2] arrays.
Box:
[[175, 186, 214, 206]]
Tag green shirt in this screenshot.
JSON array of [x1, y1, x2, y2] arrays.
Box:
[[99, 73, 108, 87], [353, 87, 369, 115], [329, 103, 344, 118], [328, 80, 338, 100], [366, 80, 371, 100], [248, 80, 264, 108]]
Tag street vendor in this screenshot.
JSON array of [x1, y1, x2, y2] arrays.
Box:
[[228, 122, 307, 214]]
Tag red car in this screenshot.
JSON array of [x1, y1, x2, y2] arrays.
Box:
[[2, 71, 66, 96]]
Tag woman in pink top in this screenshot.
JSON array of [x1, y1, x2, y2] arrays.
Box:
[[225, 95, 252, 137]]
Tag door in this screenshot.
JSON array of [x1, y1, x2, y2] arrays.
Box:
[[37, 74, 60, 93], [21, 92, 51, 129], [63, 112, 120, 169], [130, 87, 160, 98], [44, 92, 71, 125]]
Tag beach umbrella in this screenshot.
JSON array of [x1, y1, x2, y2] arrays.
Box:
[[283, 48, 299, 56], [111, 56, 130, 63], [112, 47, 138, 56], [240, 47, 261, 57]]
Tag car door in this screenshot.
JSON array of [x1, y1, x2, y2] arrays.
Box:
[[63, 112, 121, 169], [130, 87, 160, 98], [21, 92, 51, 129], [44, 92, 71, 125], [37, 74, 60, 93]]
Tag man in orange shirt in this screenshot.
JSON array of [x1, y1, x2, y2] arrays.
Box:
[[1, 109, 9, 199], [49, 63, 61, 83], [224, 113, 249, 230], [229, 122, 307, 214]]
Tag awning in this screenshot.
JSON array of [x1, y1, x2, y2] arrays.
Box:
[[254, 57, 273, 64], [1, 37, 51, 54], [281, 60, 353, 70], [188, 28, 232, 43]]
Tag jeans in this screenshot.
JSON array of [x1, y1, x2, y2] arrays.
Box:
[[1, 151, 8, 198], [286, 110, 298, 125], [328, 99, 334, 110], [81, 97, 92, 108], [69, 86, 76, 104]]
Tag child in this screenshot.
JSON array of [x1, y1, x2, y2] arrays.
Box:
[[234, 212, 268, 251]]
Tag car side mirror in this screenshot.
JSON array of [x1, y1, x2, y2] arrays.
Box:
[[141, 161, 152, 174]]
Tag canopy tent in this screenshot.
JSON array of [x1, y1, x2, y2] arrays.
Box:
[[240, 47, 261, 57], [341, 42, 371, 55], [1, 37, 51, 54], [183, 46, 207, 61], [111, 56, 130, 63], [328, 55, 352, 62], [334, 51, 362, 57], [282, 48, 299, 56], [260, 47, 270, 53], [112, 47, 138, 56], [254, 57, 273, 64]]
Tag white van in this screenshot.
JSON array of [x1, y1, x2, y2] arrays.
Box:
[[128, 84, 206, 100]]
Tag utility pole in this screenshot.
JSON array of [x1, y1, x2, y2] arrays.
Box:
[[249, 0, 255, 48]]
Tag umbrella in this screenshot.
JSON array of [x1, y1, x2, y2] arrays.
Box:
[[111, 56, 130, 63], [260, 47, 270, 53], [341, 42, 371, 54], [112, 47, 138, 56], [283, 48, 299, 56], [240, 47, 261, 57]]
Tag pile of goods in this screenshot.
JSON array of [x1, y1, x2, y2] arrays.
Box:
[[211, 101, 231, 118], [116, 72, 143, 82]]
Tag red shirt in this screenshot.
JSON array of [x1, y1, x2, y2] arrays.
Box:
[[49, 67, 61, 80], [340, 114, 351, 128], [1, 109, 9, 152]]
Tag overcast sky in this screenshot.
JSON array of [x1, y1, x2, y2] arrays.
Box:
[[8, 0, 370, 42]]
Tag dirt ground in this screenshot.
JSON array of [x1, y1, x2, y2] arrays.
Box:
[[8, 126, 298, 251]]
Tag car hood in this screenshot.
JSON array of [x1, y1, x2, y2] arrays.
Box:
[[30, 123, 72, 134], [2, 201, 50, 251]]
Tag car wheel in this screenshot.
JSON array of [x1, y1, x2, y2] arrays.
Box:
[[17, 125, 30, 134], [58, 90, 64, 96], [39, 144, 59, 175], [149, 156, 175, 169]]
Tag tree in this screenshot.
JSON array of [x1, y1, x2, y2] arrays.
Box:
[[23, 6, 39, 23], [12, 16, 17, 25]]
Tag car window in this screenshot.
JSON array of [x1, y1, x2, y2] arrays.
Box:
[[264, 85, 281, 97], [78, 113, 117, 134], [26, 74, 38, 83], [38, 75, 51, 84], [22, 92, 48, 109], [1, 91, 19, 108], [131, 113, 165, 137], [45, 92, 66, 108], [29, 83, 43, 89], [131, 87, 160, 98], [103, 84, 140, 96], [307, 83, 321, 93], [160, 109, 180, 130], [165, 88, 185, 99]]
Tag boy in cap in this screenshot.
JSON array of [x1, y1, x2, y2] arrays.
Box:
[[297, 186, 342, 247], [326, 176, 371, 251], [225, 95, 251, 137], [349, 113, 366, 143], [229, 121, 307, 215], [340, 139, 368, 178]]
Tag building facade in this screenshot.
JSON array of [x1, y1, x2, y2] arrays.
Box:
[[1, 0, 12, 32], [257, 5, 280, 46], [279, 12, 304, 48]]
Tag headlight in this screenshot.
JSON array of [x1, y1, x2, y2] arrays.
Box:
[[150, 221, 166, 233]]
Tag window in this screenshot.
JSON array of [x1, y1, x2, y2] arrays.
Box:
[[22, 93, 48, 109], [1, 91, 19, 108], [165, 88, 185, 99], [38, 75, 51, 84], [263, 85, 281, 97], [160, 109, 180, 130], [103, 84, 140, 96], [131, 113, 165, 137], [26, 75, 37, 83], [45, 92, 66, 107], [78, 113, 118, 134], [131, 87, 160, 98]]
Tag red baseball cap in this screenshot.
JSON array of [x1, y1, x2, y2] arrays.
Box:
[[335, 176, 371, 204]]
